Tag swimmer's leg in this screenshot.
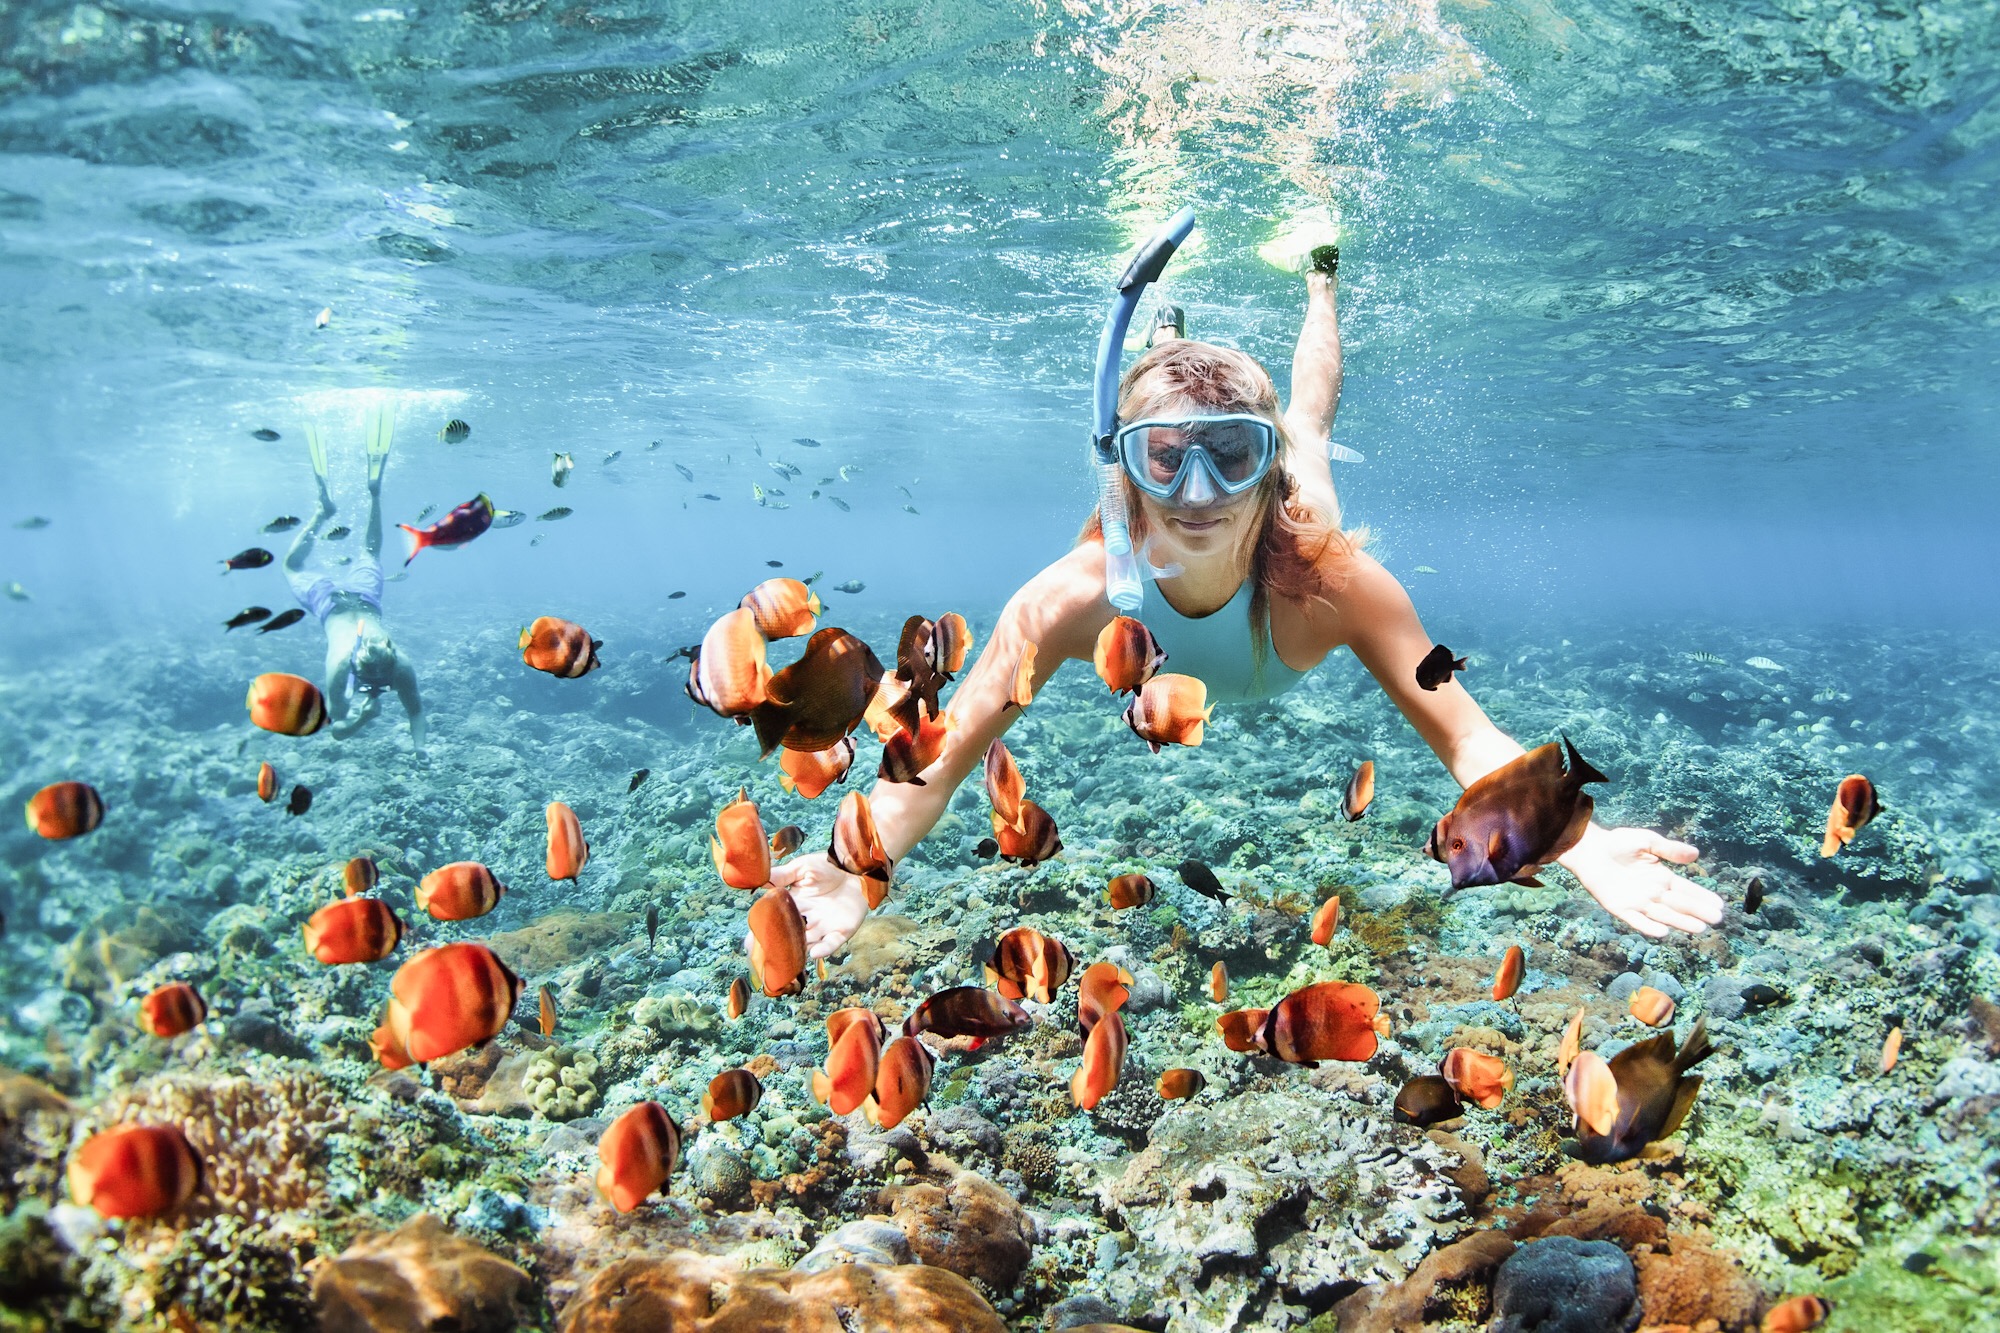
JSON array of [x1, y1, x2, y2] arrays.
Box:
[[287, 424, 335, 572], [362, 404, 393, 558], [1146, 303, 1186, 348]]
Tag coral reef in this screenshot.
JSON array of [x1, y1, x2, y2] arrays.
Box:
[[313, 1213, 536, 1333], [555, 1251, 1007, 1332], [522, 1048, 602, 1121]]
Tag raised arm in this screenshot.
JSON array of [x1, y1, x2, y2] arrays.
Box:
[[1337, 553, 1724, 938], [1281, 265, 1344, 521], [392, 655, 426, 752]]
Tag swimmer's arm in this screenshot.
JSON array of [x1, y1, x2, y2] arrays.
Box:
[[1281, 268, 1343, 522], [867, 545, 1112, 861], [392, 657, 425, 748], [322, 641, 356, 724]]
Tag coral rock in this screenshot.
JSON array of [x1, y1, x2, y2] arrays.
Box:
[[1633, 1234, 1765, 1330], [1490, 1236, 1639, 1333], [556, 1251, 1005, 1332], [1330, 1228, 1516, 1331], [313, 1213, 533, 1333], [880, 1167, 1033, 1288]]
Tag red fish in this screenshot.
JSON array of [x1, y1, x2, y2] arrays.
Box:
[[398, 493, 494, 565], [686, 607, 772, 719], [711, 789, 771, 889], [1628, 985, 1675, 1027], [747, 888, 808, 997], [1492, 944, 1525, 1000], [1077, 961, 1134, 1037], [25, 781, 104, 839], [343, 855, 379, 896], [778, 737, 856, 800], [879, 710, 955, 785], [546, 801, 589, 882], [304, 896, 404, 964], [1124, 673, 1212, 752], [68, 1124, 202, 1220], [1107, 873, 1156, 910], [812, 1008, 886, 1114], [889, 615, 944, 736], [1094, 616, 1167, 694], [927, 612, 972, 677], [727, 976, 750, 1019], [246, 673, 327, 736], [1258, 981, 1381, 1066], [1157, 1068, 1206, 1100], [984, 927, 1075, 1004], [385, 942, 522, 1064], [1426, 738, 1606, 890], [257, 762, 278, 803], [1217, 1008, 1270, 1053], [868, 1035, 935, 1129], [1209, 961, 1228, 1003], [139, 982, 206, 1038], [416, 861, 506, 922], [1005, 642, 1038, 709], [991, 800, 1061, 867], [740, 578, 821, 639], [596, 1101, 680, 1213], [1440, 1048, 1513, 1109], [520, 617, 602, 677], [1880, 1025, 1902, 1074], [1762, 1296, 1832, 1333], [829, 790, 892, 902], [1311, 896, 1341, 946], [1070, 1009, 1127, 1109], [1820, 774, 1881, 857], [702, 1069, 764, 1122], [768, 823, 805, 860], [984, 740, 1027, 833]]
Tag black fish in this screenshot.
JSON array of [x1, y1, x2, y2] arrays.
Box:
[[903, 986, 1033, 1041], [258, 609, 305, 634], [1573, 1019, 1714, 1165], [766, 560, 783, 568], [222, 547, 274, 572], [794, 437, 821, 447], [675, 463, 694, 482], [974, 837, 998, 859], [324, 525, 351, 541], [263, 516, 301, 532], [538, 506, 573, 521], [668, 591, 686, 599], [252, 428, 281, 441], [1415, 644, 1467, 691], [287, 785, 312, 816], [224, 606, 273, 631], [628, 768, 650, 793], [699, 493, 721, 501], [664, 644, 698, 663], [439, 418, 471, 444], [1744, 876, 1764, 914], [646, 905, 659, 951], [1393, 1075, 1465, 1127], [1177, 859, 1232, 903]]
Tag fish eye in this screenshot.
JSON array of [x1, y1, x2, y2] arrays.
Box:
[[1451, 838, 1464, 852]]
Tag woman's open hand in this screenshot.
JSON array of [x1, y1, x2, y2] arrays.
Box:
[[760, 851, 870, 960], [1561, 827, 1725, 939]]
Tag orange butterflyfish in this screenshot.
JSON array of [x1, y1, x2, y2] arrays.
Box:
[[246, 672, 327, 736], [1761, 1295, 1832, 1333], [685, 607, 772, 719], [1157, 1068, 1206, 1100], [257, 762, 278, 803], [1557, 1006, 1587, 1077], [1005, 641, 1038, 709], [747, 889, 809, 997], [1310, 896, 1341, 946], [1491, 944, 1525, 1001], [740, 577, 821, 640], [25, 780, 105, 840], [768, 823, 805, 860], [1076, 961, 1134, 1037], [1440, 1048, 1514, 1109], [711, 789, 772, 889], [927, 612, 973, 677], [385, 942, 522, 1064], [868, 1035, 935, 1129], [1093, 616, 1167, 694], [1070, 1009, 1127, 1110], [415, 861, 506, 922], [1258, 982, 1381, 1066], [596, 1101, 680, 1213], [863, 674, 912, 742], [984, 927, 1076, 1005], [1881, 1025, 1902, 1074], [1342, 760, 1374, 821], [983, 740, 1027, 833], [519, 616, 602, 677], [1217, 1008, 1269, 1053], [1820, 774, 1881, 857], [1562, 1050, 1620, 1136], [68, 1124, 202, 1220], [538, 984, 557, 1038], [546, 801, 589, 882], [991, 800, 1061, 867], [1209, 961, 1228, 1003], [304, 896, 404, 964], [1107, 873, 1157, 910], [812, 1008, 885, 1115], [139, 982, 207, 1038], [878, 710, 955, 786], [369, 1010, 413, 1069], [1628, 985, 1676, 1027], [727, 976, 750, 1019], [779, 736, 857, 800], [1123, 673, 1211, 752], [703, 1069, 764, 1122], [343, 855, 380, 896], [829, 790, 893, 892]]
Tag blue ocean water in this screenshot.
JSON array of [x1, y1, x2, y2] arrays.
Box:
[[3, 2, 1999, 1330]]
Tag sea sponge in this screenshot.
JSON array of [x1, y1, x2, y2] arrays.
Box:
[[523, 1048, 601, 1121], [313, 1212, 533, 1333], [1633, 1233, 1766, 1330], [556, 1251, 1006, 1332], [633, 993, 720, 1040], [488, 911, 638, 976], [879, 1167, 1034, 1289]]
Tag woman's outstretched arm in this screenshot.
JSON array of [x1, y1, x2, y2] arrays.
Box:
[[1282, 266, 1344, 521]]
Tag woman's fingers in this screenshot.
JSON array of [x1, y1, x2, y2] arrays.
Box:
[[1671, 879, 1726, 925], [1650, 835, 1700, 864]]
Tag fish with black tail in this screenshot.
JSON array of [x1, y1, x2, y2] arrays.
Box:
[[645, 905, 659, 951], [224, 606, 272, 631], [1744, 876, 1764, 914], [1178, 859, 1232, 904], [258, 609, 305, 634], [1425, 736, 1607, 890], [323, 526, 350, 541]]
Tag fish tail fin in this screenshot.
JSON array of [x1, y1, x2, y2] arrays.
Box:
[[861, 1095, 880, 1126], [398, 524, 426, 566], [1675, 1016, 1714, 1073], [810, 1071, 830, 1106], [1561, 734, 1609, 786], [1660, 1075, 1703, 1138]]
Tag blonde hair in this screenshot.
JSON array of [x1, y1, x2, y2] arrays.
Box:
[[1079, 340, 1365, 665]]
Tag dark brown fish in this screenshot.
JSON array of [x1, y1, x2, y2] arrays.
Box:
[[1342, 759, 1374, 821], [1415, 643, 1466, 691], [1572, 1018, 1714, 1165], [629, 768, 650, 793], [646, 904, 659, 950], [1177, 859, 1232, 903], [287, 784, 312, 817], [225, 606, 272, 631], [748, 627, 885, 756], [1425, 737, 1606, 890], [974, 837, 999, 859], [258, 608, 305, 634], [221, 547, 274, 572], [1744, 875, 1764, 914], [891, 614, 943, 736], [903, 986, 1032, 1042], [1393, 1075, 1465, 1126]]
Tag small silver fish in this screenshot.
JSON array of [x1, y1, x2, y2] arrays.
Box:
[[603, 450, 621, 464], [767, 501, 790, 510], [416, 504, 436, 521], [439, 419, 471, 444], [324, 525, 351, 540], [538, 506, 573, 521], [898, 484, 914, 499], [12, 517, 50, 530], [1687, 651, 1723, 665], [649, 439, 663, 450], [818, 476, 838, 486], [332, 555, 352, 566], [388, 571, 410, 583], [699, 493, 720, 501], [314, 307, 331, 328], [251, 428, 281, 442], [768, 488, 786, 497], [675, 463, 694, 482], [263, 516, 301, 532], [1413, 565, 1440, 574], [1745, 657, 1784, 672], [530, 535, 544, 547], [829, 496, 849, 512], [803, 570, 823, 586], [902, 504, 919, 515], [4, 581, 28, 601], [834, 579, 864, 594], [552, 452, 574, 487], [794, 437, 821, 448], [839, 465, 858, 482], [769, 462, 792, 480], [490, 509, 526, 529]]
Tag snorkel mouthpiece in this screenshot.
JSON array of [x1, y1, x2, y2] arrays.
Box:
[[1092, 206, 1197, 613]]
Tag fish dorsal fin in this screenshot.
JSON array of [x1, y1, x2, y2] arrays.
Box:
[[1660, 1074, 1703, 1138], [1562, 734, 1609, 787], [1674, 1016, 1715, 1074]]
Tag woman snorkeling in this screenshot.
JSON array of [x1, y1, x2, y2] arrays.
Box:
[[771, 217, 1724, 957], [283, 404, 426, 752]]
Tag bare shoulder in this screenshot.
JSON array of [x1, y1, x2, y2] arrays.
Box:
[[1286, 547, 1413, 652]]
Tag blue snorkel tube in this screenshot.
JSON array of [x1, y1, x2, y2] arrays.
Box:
[[1091, 205, 1197, 613]]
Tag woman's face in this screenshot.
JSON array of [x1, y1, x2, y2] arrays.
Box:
[[1126, 405, 1273, 568]]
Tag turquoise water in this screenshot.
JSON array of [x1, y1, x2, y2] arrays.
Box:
[[3, 2, 1999, 1330]]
